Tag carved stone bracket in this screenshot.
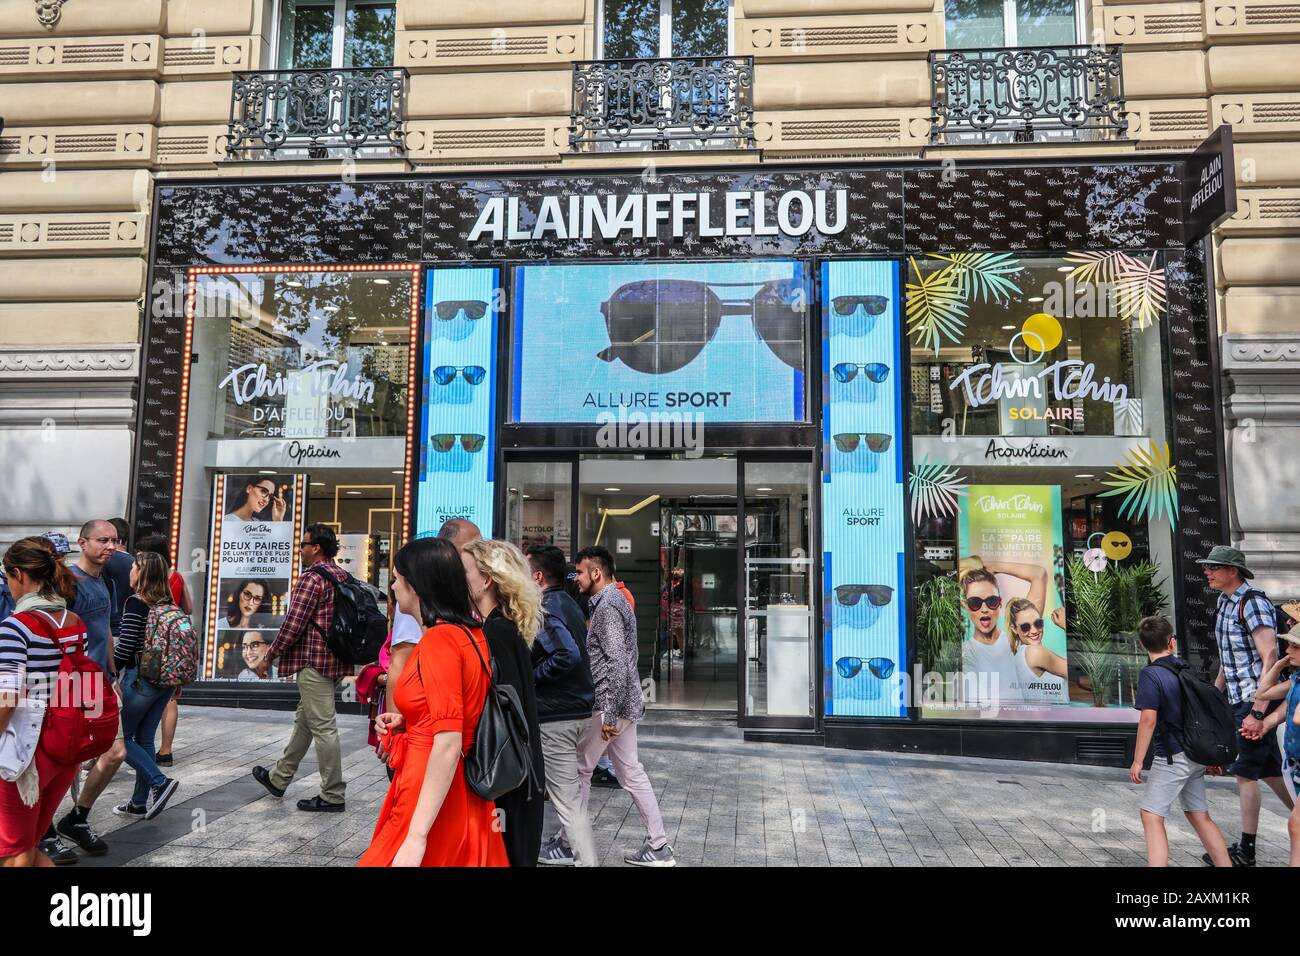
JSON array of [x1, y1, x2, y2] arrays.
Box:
[[1221, 333, 1300, 372], [36, 0, 67, 29]]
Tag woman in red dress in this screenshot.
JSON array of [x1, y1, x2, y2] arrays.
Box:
[[358, 537, 508, 868]]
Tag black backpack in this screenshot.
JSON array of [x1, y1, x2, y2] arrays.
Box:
[[1149, 656, 1240, 768], [305, 567, 388, 666], [456, 625, 537, 802]]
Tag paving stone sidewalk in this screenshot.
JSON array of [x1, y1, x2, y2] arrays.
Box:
[[58, 706, 1292, 867]]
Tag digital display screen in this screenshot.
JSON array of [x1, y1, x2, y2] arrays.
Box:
[[511, 260, 809, 424]]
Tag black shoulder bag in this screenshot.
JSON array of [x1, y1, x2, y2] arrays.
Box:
[[457, 625, 537, 802]]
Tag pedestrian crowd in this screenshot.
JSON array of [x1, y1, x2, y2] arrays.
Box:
[[1, 520, 197, 867], [4, 524, 1299, 868]]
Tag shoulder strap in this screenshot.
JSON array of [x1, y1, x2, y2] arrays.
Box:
[[458, 623, 497, 687], [18, 608, 82, 653], [1146, 656, 1183, 765]]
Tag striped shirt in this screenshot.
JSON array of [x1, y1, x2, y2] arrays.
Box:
[[114, 594, 150, 672], [1214, 583, 1276, 705], [0, 605, 84, 702]]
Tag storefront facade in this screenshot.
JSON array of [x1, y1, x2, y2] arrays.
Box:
[[135, 152, 1228, 762]]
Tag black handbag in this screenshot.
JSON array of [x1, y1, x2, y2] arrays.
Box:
[[458, 625, 537, 802]]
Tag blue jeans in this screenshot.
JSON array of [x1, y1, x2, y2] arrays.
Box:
[[118, 668, 172, 805]]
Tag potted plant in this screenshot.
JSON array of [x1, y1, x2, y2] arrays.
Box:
[[916, 574, 964, 704], [1067, 557, 1119, 707], [1108, 562, 1170, 703]]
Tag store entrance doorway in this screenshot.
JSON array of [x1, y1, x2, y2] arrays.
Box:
[[655, 498, 740, 711]]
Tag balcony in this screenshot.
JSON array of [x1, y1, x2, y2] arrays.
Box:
[[224, 67, 408, 161], [929, 45, 1128, 146], [569, 56, 755, 152]]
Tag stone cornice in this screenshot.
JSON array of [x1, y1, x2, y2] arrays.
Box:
[[0, 345, 138, 380], [1222, 333, 1300, 373]]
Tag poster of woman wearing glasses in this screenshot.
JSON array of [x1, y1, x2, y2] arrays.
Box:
[[205, 473, 308, 679], [956, 485, 1069, 711]]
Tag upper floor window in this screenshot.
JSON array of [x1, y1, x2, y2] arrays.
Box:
[[276, 0, 396, 69], [599, 0, 732, 59], [943, 0, 1081, 48]]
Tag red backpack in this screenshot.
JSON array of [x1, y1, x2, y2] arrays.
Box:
[[16, 609, 119, 766]]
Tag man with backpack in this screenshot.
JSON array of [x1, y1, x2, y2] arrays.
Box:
[[1199, 545, 1296, 866], [527, 545, 598, 866], [1130, 615, 1234, 866], [252, 523, 350, 813]]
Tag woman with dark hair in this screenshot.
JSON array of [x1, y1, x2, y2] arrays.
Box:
[[109, 552, 181, 821], [225, 579, 270, 629], [358, 537, 507, 868], [224, 476, 286, 523], [0, 538, 87, 867], [136, 533, 191, 769]]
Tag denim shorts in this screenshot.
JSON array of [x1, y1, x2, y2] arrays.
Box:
[[1141, 752, 1210, 818]]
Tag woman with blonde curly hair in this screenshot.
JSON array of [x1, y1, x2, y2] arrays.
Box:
[[461, 538, 545, 867]]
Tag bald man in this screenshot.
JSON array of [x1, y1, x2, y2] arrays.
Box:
[[437, 517, 482, 550]]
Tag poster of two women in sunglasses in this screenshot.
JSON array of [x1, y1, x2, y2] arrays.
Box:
[[958, 557, 1068, 707]]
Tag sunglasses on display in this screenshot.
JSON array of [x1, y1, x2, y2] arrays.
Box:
[[598, 277, 807, 374], [834, 584, 894, 608], [432, 365, 487, 386], [1016, 618, 1045, 634], [831, 295, 888, 317], [434, 300, 488, 321], [966, 595, 1003, 612], [832, 433, 892, 454], [431, 433, 486, 453], [832, 362, 890, 384], [835, 656, 896, 680]]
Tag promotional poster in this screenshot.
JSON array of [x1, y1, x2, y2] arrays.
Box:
[[512, 260, 809, 424], [204, 472, 307, 680], [821, 260, 908, 718], [955, 484, 1069, 711], [416, 266, 497, 537]]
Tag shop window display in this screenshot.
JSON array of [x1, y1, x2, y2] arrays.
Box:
[[176, 265, 419, 680], [906, 253, 1176, 721]]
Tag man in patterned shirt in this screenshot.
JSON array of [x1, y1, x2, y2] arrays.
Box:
[[251, 523, 350, 812], [1199, 545, 1295, 866], [573, 545, 675, 867]]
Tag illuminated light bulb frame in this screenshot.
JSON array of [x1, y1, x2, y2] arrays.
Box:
[[174, 264, 423, 592]]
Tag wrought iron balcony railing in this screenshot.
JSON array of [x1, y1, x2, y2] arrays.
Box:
[[929, 45, 1128, 145], [225, 67, 408, 160], [569, 56, 755, 152]]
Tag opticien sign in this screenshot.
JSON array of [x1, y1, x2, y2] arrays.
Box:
[[467, 189, 849, 242]]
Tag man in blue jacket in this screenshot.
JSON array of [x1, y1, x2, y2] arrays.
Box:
[[527, 545, 598, 867]]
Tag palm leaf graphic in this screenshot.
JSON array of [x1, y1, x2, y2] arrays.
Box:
[[930, 252, 1024, 304], [1098, 441, 1178, 525], [907, 457, 970, 524], [1064, 250, 1140, 287], [1113, 397, 1143, 435], [905, 257, 969, 355], [1114, 253, 1168, 328]]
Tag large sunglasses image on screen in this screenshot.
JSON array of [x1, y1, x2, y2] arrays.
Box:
[[834, 656, 896, 680], [427, 433, 486, 473], [831, 362, 890, 404], [829, 294, 889, 338], [833, 583, 893, 630], [431, 300, 489, 342], [430, 365, 487, 406], [830, 432, 892, 475], [597, 277, 808, 375]]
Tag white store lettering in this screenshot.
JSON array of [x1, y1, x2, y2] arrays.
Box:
[[218, 360, 375, 407], [948, 360, 1128, 408]]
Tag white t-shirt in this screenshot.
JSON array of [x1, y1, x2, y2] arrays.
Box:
[[962, 631, 1024, 706], [1010, 647, 1068, 704], [389, 609, 423, 646]]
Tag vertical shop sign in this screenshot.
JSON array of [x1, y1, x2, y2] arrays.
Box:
[[822, 260, 908, 717], [417, 267, 498, 537], [203, 473, 307, 680]]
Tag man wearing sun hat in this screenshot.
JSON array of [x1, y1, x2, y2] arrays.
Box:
[[1198, 545, 1295, 866]]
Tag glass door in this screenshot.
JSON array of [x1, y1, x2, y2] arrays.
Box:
[[740, 458, 815, 727]]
